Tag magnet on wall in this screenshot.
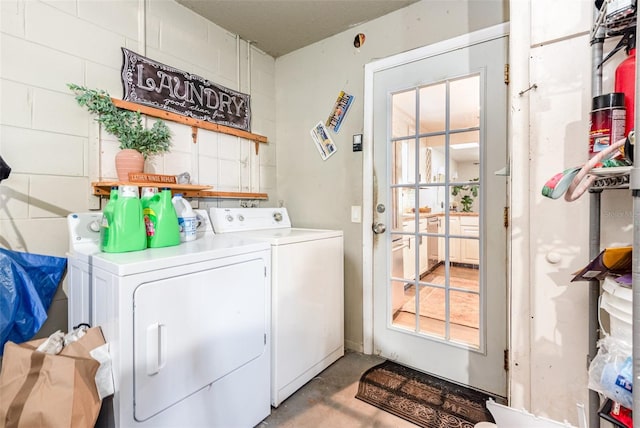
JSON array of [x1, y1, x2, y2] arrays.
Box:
[[354, 33, 366, 48]]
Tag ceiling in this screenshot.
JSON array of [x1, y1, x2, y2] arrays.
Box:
[[174, 0, 476, 163], [175, 0, 420, 58]]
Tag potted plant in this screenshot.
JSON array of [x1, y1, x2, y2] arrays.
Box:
[[68, 84, 172, 181], [451, 178, 479, 212]]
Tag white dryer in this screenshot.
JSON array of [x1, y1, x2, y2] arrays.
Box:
[[210, 207, 344, 407], [66, 211, 271, 427]]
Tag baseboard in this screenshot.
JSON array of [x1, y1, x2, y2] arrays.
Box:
[[345, 339, 363, 353]]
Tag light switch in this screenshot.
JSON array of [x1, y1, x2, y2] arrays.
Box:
[[351, 206, 362, 223], [353, 134, 363, 152]]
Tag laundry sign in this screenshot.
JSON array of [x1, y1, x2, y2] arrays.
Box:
[[121, 48, 251, 131]]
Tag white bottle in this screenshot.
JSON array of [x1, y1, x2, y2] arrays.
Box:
[[171, 194, 197, 242]]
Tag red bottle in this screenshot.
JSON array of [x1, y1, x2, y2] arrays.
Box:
[[615, 45, 636, 136]]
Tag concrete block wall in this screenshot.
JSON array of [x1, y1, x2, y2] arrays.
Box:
[[0, 0, 276, 339]]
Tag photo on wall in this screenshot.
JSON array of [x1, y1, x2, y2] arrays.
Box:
[[325, 91, 354, 132], [310, 121, 337, 160]]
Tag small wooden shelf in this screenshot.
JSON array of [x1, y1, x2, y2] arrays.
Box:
[[111, 98, 268, 154], [92, 182, 268, 200]]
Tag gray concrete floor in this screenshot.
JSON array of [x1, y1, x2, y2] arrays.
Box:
[[257, 350, 417, 428]]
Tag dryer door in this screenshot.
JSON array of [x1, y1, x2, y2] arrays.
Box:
[[133, 257, 267, 421]]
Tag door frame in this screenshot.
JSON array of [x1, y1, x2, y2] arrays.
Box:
[[362, 22, 510, 355]]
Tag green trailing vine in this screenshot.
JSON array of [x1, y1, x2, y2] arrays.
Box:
[[68, 84, 171, 158], [451, 178, 479, 212]]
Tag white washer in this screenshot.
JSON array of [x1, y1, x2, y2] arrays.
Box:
[[210, 207, 344, 407], [66, 210, 272, 427]]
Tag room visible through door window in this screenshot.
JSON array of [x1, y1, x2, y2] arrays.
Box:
[[389, 74, 481, 348]]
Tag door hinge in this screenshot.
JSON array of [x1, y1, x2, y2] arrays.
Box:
[[265, 266, 267, 277], [503, 206, 509, 228], [504, 349, 509, 371], [264, 334, 267, 345], [504, 64, 509, 85]]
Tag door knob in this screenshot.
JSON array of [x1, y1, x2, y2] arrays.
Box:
[[372, 222, 386, 234]]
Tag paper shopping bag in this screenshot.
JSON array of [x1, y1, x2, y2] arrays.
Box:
[[0, 327, 106, 428]]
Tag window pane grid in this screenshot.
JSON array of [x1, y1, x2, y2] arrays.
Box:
[[389, 73, 481, 349]]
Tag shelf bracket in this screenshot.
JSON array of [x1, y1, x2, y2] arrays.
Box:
[[191, 126, 198, 144]]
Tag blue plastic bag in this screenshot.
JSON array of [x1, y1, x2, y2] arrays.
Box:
[[0, 248, 67, 355]]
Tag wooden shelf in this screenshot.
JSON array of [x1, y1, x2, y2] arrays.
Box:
[[92, 182, 268, 200], [111, 98, 268, 154]]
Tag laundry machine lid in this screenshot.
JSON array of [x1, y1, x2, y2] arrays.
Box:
[[229, 227, 344, 245], [91, 234, 269, 276], [210, 207, 343, 244]]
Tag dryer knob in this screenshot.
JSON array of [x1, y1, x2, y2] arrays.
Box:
[[89, 221, 101, 232], [238, 214, 245, 222], [273, 212, 283, 222], [226, 215, 234, 222]]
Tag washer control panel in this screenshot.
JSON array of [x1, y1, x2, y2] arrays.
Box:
[[67, 212, 103, 250]]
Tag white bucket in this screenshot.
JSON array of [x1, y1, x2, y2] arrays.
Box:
[[484, 399, 585, 428], [600, 276, 632, 342]]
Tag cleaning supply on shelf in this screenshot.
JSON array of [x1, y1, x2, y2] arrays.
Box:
[[598, 354, 633, 408], [143, 187, 180, 248], [101, 185, 146, 253], [589, 93, 626, 159], [623, 131, 635, 163], [100, 186, 118, 251], [614, 29, 636, 136], [605, 400, 632, 428], [140, 186, 158, 238], [172, 194, 197, 242], [588, 334, 633, 409]]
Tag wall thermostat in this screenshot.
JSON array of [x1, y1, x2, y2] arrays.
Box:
[[353, 134, 363, 152]]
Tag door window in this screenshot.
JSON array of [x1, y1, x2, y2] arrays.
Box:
[[389, 74, 482, 349]]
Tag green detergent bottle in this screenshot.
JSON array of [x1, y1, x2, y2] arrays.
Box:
[[100, 186, 119, 250], [143, 187, 180, 248], [101, 185, 146, 253], [140, 186, 158, 242]]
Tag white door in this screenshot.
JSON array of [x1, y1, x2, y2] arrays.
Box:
[[371, 33, 508, 396]]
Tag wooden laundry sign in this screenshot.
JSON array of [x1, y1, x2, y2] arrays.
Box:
[[121, 48, 251, 131]]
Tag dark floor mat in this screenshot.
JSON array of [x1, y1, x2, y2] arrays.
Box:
[[355, 360, 504, 427]]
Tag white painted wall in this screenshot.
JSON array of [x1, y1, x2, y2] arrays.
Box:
[[510, 1, 632, 423], [0, 0, 276, 335], [1, 0, 634, 424], [275, 0, 508, 353], [276, 0, 630, 425]]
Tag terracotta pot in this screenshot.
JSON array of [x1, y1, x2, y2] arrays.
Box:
[[115, 149, 144, 182]]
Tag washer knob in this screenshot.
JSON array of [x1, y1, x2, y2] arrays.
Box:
[[273, 212, 283, 222], [238, 214, 245, 221], [226, 215, 234, 222], [89, 221, 101, 232]]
